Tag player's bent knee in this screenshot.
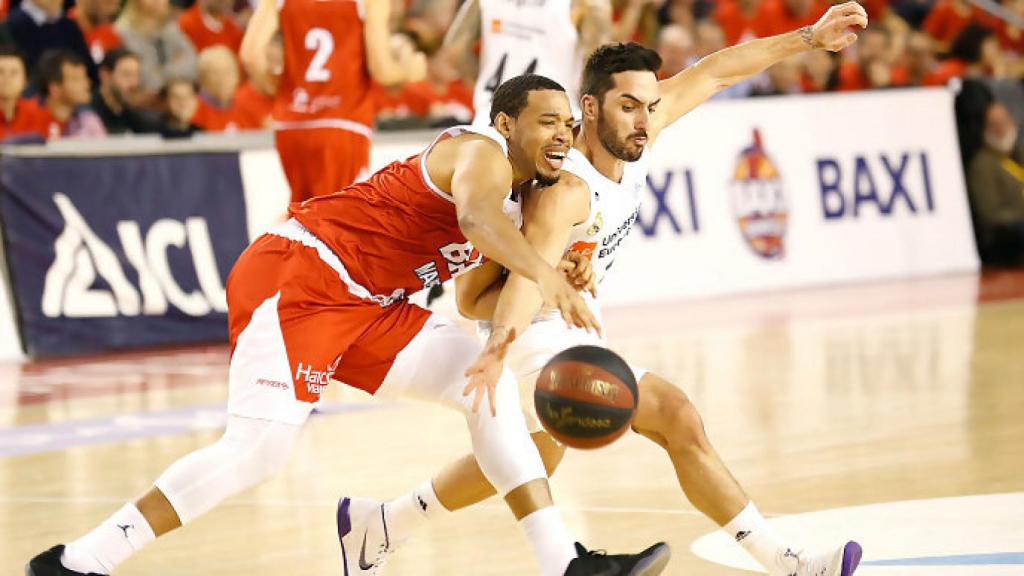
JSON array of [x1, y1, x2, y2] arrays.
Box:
[[643, 376, 710, 453]]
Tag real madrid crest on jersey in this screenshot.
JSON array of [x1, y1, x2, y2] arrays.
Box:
[[587, 212, 604, 236]]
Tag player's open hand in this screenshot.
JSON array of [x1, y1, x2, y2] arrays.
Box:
[[538, 266, 603, 336], [809, 1, 868, 52], [463, 327, 517, 416], [557, 251, 597, 297]]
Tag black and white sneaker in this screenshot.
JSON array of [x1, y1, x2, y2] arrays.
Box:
[[564, 541, 672, 576], [25, 545, 101, 576]]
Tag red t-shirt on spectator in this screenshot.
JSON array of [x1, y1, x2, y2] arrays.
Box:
[[997, 20, 1024, 53], [714, 0, 770, 45], [926, 58, 968, 85], [192, 96, 262, 132], [0, 98, 50, 142], [402, 80, 475, 121], [922, 0, 985, 45], [373, 83, 419, 118], [858, 0, 890, 23], [233, 82, 274, 128], [836, 61, 908, 91], [68, 7, 122, 64], [178, 4, 244, 53], [758, 0, 830, 37]]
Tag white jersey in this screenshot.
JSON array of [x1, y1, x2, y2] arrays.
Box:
[[472, 0, 581, 125], [560, 147, 648, 289]]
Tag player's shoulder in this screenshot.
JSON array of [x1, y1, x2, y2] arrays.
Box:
[[526, 172, 591, 222]]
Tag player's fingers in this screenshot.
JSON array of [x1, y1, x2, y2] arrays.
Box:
[[471, 383, 484, 413], [488, 383, 497, 417], [838, 13, 867, 29]]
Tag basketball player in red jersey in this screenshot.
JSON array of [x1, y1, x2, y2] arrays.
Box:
[[345, 5, 870, 576], [240, 0, 426, 203], [26, 75, 671, 576]]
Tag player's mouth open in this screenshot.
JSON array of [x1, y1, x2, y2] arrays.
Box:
[[544, 150, 567, 170]]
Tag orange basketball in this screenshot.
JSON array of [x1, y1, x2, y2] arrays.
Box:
[[534, 345, 638, 449]]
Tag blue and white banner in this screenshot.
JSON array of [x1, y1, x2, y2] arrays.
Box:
[[0, 152, 249, 356], [599, 88, 980, 306]]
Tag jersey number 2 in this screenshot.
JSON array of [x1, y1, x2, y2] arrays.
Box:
[[484, 54, 538, 93], [304, 28, 334, 82]]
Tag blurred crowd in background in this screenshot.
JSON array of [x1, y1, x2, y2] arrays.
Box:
[[0, 0, 1020, 262]]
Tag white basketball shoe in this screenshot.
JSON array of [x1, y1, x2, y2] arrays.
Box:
[[774, 541, 863, 576], [337, 497, 403, 576]]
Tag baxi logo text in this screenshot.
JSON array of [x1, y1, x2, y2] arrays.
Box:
[[637, 168, 700, 237], [41, 193, 227, 318], [817, 152, 935, 219]]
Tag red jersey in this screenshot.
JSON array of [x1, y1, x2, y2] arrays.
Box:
[[288, 126, 504, 302], [0, 98, 50, 142], [68, 8, 122, 64], [177, 4, 244, 53], [233, 81, 274, 128], [274, 0, 374, 136]]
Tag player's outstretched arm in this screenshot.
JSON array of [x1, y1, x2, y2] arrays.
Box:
[[239, 0, 278, 89], [576, 0, 613, 63], [650, 1, 868, 138], [364, 0, 427, 86], [442, 0, 482, 83], [455, 261, 506, 320]]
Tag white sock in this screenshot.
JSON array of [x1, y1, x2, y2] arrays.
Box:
[[724, 501, 796, 574], [384, 480, 449, 543], [519, 507, 576, 576], [61, 503, 157, 575]]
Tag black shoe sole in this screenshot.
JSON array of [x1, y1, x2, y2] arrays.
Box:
[[629, 543, 672, 576]]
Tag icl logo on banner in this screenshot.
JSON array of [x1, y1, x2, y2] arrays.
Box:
[[41, 193, 228, 318]]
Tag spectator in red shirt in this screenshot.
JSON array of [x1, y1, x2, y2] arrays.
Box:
[[931, 23, 1005, 85], [0, 48, 49, 142], [35, 49, 107, 138], [232, 35, 279, 129], [656, 23, 695, 78], [401, 49, 474, 124], [714, 0, 766, 45], [69, 0, 122, 65], [922, 0, 986, 52], [800, 49, 838, 92], [177, 0, 244, 54], [903, 30, 942, 86], [757, 0, 830, 37], [837, 25, 908, 90], [192, 45, 257, 131]]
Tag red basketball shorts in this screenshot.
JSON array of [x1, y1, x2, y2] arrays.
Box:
[[225, 219, 429, 424]]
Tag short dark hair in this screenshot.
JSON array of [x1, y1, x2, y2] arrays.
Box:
[[35, 49, 87, 96], [100, 48, 139, 73], [489, 74, 566, 125], [581, 43, 662, 103], [950, 23, 994, 63], [0, 46, 25, 66]]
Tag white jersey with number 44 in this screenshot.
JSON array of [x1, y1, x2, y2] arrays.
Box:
[[473, 0, 581, 126]]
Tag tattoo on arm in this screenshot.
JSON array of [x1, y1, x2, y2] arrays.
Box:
[[799, 25, 820, 48]]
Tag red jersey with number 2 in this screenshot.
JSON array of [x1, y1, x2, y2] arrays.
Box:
[[288, 126, 510, 303], [274, 0, 374, 127]]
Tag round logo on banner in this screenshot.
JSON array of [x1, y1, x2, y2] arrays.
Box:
[[691, 492, 1024, 574], [728, 129, 788, 260]]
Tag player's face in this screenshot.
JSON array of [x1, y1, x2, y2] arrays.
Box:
[[595, 70, 660, 162], [508, 90, 574, 187]]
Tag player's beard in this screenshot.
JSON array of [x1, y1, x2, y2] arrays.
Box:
[[535, 170, 560, 187], [597, 112, 645, 162]]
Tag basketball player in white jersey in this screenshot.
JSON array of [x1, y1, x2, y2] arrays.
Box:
[[338, 4, 871, 576], [443, 0, 611, 125]]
